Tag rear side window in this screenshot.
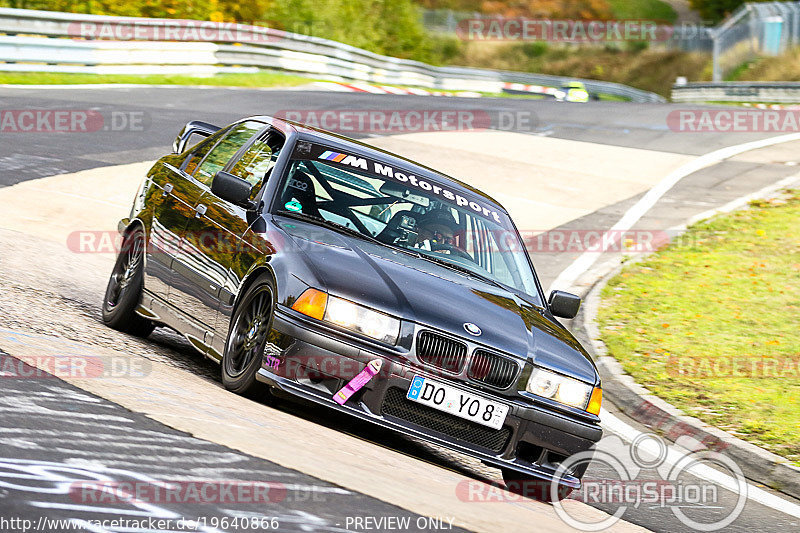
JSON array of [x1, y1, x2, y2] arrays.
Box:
[[193, 121, 264, 186], [182, 129, 227, 176]]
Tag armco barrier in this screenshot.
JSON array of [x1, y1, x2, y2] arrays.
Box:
[[0, 7, 664, 102], [672, 81, 800, 103]]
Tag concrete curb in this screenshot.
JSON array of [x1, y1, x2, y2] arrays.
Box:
[[575, 181, 800, 500]]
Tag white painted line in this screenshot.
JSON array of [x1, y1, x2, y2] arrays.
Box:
[[29, 501, 162, 517], [379, 85, 411, 95], [279, 484, 352, 494], [602, 409, 800, 518], [562, 137, 800, 517], [311, 81, 354, 92], [548, 132, 800, 293], [405, 87, 433, 96]]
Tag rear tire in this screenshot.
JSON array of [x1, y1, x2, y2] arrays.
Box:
[[221, 275, 275, 398], [102, 227, 155, 338]]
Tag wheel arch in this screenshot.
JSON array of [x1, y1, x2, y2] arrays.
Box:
[[121, 217, 146, 238], [232, 264, 279, 315]]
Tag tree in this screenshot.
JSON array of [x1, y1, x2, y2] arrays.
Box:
[[687, 0, 768, 24]]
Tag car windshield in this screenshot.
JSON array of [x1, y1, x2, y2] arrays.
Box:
[[274, 142, 541, 301]]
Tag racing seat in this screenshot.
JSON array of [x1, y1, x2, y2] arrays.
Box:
[[282, 171, 322, 218]]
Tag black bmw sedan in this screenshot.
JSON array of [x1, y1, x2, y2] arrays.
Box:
[[103, 116, 603, 498]]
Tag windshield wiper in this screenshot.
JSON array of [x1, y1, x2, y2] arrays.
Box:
[[415, 251, 507, 290], [275, 210, 389, 248]]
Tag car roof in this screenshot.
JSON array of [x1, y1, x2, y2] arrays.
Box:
[[257, 116, 507, 212]]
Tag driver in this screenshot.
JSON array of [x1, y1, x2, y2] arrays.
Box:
[[416, 209, 458, 253]]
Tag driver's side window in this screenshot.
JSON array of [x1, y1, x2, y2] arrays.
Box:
[[229, 131, 284, 199]]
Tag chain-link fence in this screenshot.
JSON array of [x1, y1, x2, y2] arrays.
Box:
[[712, 2, 800, 80]]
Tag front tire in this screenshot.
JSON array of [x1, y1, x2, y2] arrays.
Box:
[[102, 227, 155, 338], [221, 275, 275, 398]]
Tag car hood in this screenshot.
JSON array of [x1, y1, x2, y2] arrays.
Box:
[[279, 220, 598, 383]]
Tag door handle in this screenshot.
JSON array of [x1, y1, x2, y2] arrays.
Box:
[[195, 204, 207, 218], [161, 183, 174, 197]]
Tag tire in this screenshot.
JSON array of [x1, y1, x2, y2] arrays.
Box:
[[102, 227, 155, 338], [501, 468, 573, 502], [221, 275, 275, 398]]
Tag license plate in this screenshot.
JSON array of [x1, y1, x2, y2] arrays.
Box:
[[406, 375, 509, 430]]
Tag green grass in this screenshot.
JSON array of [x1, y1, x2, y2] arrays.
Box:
[[0, 71, 310, 87], [606, 0, 678, 23], [598, 191, 800, 465], [0, 70, 632, 100]]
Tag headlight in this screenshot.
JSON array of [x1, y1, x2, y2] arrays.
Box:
[[526, 367, 595, 411], [292, 289, 400, 345]]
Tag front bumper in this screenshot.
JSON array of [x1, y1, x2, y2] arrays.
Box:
[[256, 307, 602, 489]]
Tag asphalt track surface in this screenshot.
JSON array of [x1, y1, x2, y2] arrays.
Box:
[[1, 86, 800, 532], [0, 85, 782, 187]]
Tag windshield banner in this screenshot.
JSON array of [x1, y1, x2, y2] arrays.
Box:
[[292, 141, 503, 223]]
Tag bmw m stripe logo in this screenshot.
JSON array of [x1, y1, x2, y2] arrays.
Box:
[[319, 150, 347, 162]]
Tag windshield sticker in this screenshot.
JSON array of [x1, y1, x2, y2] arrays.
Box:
[[284, 200, 303, 212], [294, 143, 502, 223]]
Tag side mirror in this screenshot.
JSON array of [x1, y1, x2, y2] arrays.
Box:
[[211, 171, 253, 208], [548, 290, 581, 319]]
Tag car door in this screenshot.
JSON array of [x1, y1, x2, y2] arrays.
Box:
[[168, 120, 266, 348], [202, 129, 285, 358], [143, 132, 224, 302]]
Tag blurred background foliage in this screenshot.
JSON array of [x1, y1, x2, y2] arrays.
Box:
[[0, 0, 458, 62], [0, 1, 739, 93]]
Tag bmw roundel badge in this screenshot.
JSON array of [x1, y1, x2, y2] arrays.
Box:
[[463, 323, 482, 336]]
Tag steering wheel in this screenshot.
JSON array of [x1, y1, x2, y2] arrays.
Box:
[[430, 242, 473, 261]]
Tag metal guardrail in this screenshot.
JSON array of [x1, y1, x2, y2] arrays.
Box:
[[0, 8, 665, 102], [672, 81, 800, 102]]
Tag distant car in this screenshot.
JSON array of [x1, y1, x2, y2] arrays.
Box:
[[554, 81, 591, 103], [103, 116, 603, 498]]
